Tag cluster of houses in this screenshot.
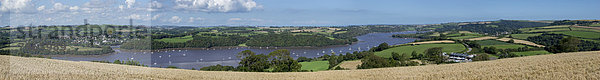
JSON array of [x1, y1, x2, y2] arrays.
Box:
[[442, 52, 476, 62]]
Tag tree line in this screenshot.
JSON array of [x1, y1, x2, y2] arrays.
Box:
[[527, 33, 600, 53]]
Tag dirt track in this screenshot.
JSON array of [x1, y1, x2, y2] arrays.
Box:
[[2, 51, 600, 80]]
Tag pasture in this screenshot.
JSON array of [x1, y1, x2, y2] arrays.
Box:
[[476, 40, 526, 49], [550, 31, 600, 39], [375, 43, 466, 58], [155, 35, 194, 43], [299, 61, 329, 71]]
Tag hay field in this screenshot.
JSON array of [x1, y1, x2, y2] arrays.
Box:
[[2, 51, 600, 80], [466, 36, 498, 41], [375, 43, 466, 58], [497, 38, 545, 47], [337, 60, 361, 70]]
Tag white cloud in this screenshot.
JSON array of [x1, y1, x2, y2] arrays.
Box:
[[52, 3, 69, 12], [168, 16, 182, 23], [0, 0, 37, 13], [118, 5, 124, 10], [45, 17, 53, 21], [151, 14, 160, 20], [69, 6, 79, 11], [228, 18, 242, 21], [188, 17, 204, 23], [82, 0, 116, 8], [173, 0, 262, 13], [37, 5, 45, 11], [128, 14, 142, 20], [147, 1, 163, 11], [126, 0, 135, 8]]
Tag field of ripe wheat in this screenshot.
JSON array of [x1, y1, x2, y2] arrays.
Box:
[[1, 51, 599, 80]]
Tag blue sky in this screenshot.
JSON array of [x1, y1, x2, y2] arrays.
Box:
[[1, 0, 599, 26]]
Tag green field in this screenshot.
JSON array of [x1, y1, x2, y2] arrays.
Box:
[[476, 40, 526, 49], [446, 33, 482, 37], [375, 43, 466, 58], [524, 27, 600, 33], [155, 35, 193, 43], [511, 33, 542, 39], [511, 50, 552, 56], [550, 31, 600, 39], [540, 25, 569, 28], [590, 24, 600, 27], [1, 47, 20, 50], [300, 61, 329, 71]]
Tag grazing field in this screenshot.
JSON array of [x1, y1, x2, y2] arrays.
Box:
[[299, 61, 329, 71], [155, 35, 193, 43], [511, 50, 552, 56], [511, 33, 542, 39], [375, 43, 466, 58], [550, 31, 600, 39], [337, 60, 361, 70], [408, 40, 455, 45], [590, 24, 600, 27], [476, 40, 526, 49], [2, 51, 599, 79]]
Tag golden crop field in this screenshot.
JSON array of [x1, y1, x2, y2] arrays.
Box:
[[1, 51, 600, 80]]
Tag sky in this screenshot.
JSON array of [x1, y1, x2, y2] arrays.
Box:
[[1, 0, 599, 26]]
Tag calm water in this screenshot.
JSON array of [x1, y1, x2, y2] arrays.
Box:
[[53, 31, 417, 69]]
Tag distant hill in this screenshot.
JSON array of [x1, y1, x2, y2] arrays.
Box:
[[2, 51, 599, 79]]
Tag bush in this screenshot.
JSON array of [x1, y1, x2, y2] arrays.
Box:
[[472, 54, 489, 61], [167, 66, 178, 69], [200, 64, 235, 71]]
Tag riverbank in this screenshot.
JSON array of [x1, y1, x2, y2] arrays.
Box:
[[2, 51, 599, 79]]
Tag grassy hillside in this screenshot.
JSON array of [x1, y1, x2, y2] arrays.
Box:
[[299, 61, 329, 71], [2, 51, 599, 79], [375, 43, 466, 58], [155, 35, 194, 43], [476, 40, 526, 49], [550, 31, 600, 39], [511, 50, 551, 56]]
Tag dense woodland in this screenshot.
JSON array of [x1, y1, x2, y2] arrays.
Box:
[[0, 31, 10, 55], [550, 20, 599, 26], [434, 20, 550, 35], [527, 33, 600, 53], [200, 49, 303, 72], [246, 33, 349, 47], [124, 25, 415, 50], [16, 39, 114, 55]]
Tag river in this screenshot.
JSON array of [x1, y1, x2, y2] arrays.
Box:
[[52, 31, 417, 69]]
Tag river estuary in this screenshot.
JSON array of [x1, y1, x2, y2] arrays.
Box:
[[52, 31, 417, 69]]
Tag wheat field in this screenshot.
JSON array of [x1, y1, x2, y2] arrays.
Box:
[[1, 51, 600, 80], [497, 38, 546, 47]]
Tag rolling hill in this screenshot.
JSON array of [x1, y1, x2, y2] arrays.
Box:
[[1, 51, 599, 79]]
